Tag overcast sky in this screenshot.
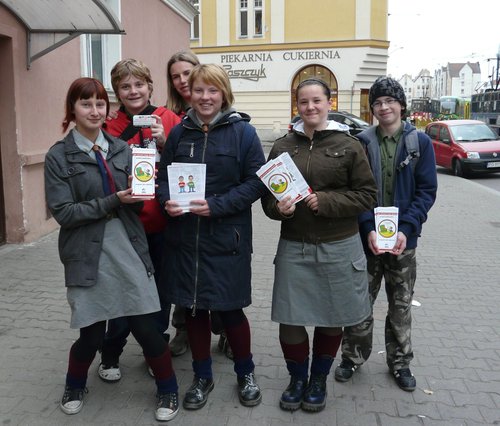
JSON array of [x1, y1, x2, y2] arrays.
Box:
[[387, 0, 500, 82]]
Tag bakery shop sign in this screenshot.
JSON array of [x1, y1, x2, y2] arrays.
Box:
[[220, 50, 340, 82]]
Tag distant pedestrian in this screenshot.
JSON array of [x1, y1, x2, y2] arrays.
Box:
[[262, 78, 378, 412], [334, 76, 437, 392], [45, 77, 178, 422]]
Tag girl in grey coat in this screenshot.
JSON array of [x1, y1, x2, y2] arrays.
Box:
[[44, 77, 178, 422]]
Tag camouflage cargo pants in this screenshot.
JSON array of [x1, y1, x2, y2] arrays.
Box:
[[340, 249, 417, 370]]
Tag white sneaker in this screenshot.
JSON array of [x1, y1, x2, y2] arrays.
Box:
[[156, 392, 179, 421], [60, 386, 87, 415], [98, 363, 121, 382]]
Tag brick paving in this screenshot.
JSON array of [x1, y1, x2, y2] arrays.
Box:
[[1, 168, 500, 425]]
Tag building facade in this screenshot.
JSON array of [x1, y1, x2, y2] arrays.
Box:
[[0, 0, 196, 244], [189, 0, 389, 141]]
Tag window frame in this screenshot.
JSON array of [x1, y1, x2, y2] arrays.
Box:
[[189, 0, 200, 40], [80, 0, 121, 93]]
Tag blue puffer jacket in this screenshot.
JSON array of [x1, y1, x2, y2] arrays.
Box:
[[156, 109, 266, 312], [357, 121, 438, 251]]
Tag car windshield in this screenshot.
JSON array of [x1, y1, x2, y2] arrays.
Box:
[[449, 123, 497, 142], [349, 116, 370, 127]]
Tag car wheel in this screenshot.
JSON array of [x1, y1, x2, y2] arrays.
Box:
[[453, 159, 465, 177]]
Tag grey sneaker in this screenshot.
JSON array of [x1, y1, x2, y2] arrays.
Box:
[[169, 329, 189, 357], [393, 368, 416, 391], [334, 359, 358, 382]]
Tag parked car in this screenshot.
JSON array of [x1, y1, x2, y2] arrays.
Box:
[[425, 119, 500, 177], [288, 111, 370, 135]]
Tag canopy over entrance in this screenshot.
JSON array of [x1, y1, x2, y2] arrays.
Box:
[[0, 0, 124, 67]]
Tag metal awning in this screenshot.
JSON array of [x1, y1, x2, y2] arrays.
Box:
[[0, 0, 125, 67]]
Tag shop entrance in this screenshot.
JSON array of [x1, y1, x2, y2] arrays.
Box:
[[0, 34, 12, 245], [0, 137, 4, 244], [290, 65, 338, 118]]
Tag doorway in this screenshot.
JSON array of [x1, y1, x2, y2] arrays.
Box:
[[0, 136, 4, 245], [290, 65, 338, 118]]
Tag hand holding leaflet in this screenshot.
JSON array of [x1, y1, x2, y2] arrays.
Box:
[[167, 163, 206, 213], [256, 152, 312, 204]]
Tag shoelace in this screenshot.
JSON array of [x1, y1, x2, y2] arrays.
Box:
[[63, 387, 88, 402], [157, 392, 178, 409], [308, 375, 326, 393], [241, 373, 258, 388]]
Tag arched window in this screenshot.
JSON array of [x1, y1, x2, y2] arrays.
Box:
[[290, 65, 338, 118]]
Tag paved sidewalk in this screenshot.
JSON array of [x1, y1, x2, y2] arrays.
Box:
[[1, 169, 500, 426]]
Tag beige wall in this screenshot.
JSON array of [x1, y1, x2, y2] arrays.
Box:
[[119, 0, 192, 109], [0, 1, 192, 243], [284, 0, 356, 42]]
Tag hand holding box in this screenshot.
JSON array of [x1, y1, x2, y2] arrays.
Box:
[[375, 206, 399, 251], [131, 147, 156, 199]]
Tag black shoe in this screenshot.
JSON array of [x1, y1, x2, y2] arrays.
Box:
[[156, 392, 179, 421], [279, 376, 307, 411], [301, 374, 327, 412], [183, 377, 214, 410], [334, 359, 358, 382], [217, 332, 234, 360], [237, 372, 262, 406], [169, 329, 189, 357], [60, 386, 88, 415], [392, 368, 416, 392]]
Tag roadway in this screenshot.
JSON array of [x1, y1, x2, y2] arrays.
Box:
[[436, 167, 500, 192]]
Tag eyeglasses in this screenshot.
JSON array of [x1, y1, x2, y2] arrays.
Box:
[[372, 98, 398, 108]]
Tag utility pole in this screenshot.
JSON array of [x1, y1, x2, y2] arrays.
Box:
[[487, 44, 500, 91]]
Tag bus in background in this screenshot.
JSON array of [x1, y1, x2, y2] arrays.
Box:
[[409, 97, 440, 128], [439, 96, 471, 120], [471, 90, 500, 135]]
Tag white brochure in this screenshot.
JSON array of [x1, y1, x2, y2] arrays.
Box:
[[256, 152, 312, 205], [374, 206, 399, 251], [167, 162, 206, 213]]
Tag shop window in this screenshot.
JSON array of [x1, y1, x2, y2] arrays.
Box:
[[239, 0, 263, 38], [189, 0, 200, 40], [80, 0, 121, 91], [240, 0, 248, 37], [254, 0, 262, 36], [360, 88, 371, 124]]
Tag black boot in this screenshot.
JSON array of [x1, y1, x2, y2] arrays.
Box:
[[301, 374, 327, 412], [183, 376, 214, 410], [237, 372, 262, 406], [280, 375, 308, 411]]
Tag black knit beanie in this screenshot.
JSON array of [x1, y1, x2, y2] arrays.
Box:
[[369, 76, 407, 112]]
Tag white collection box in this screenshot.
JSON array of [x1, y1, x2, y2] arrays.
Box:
[[131, 147, 156, 199], [374, 206, 399, 251]]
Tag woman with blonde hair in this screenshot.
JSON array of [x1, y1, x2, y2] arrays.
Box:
[[157, 64, 266, 410]]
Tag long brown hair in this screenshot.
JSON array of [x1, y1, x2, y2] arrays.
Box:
[[166, 50, 200, 115]]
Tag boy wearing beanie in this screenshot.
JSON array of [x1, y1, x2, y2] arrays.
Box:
[[334, 76, 437, 391]]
